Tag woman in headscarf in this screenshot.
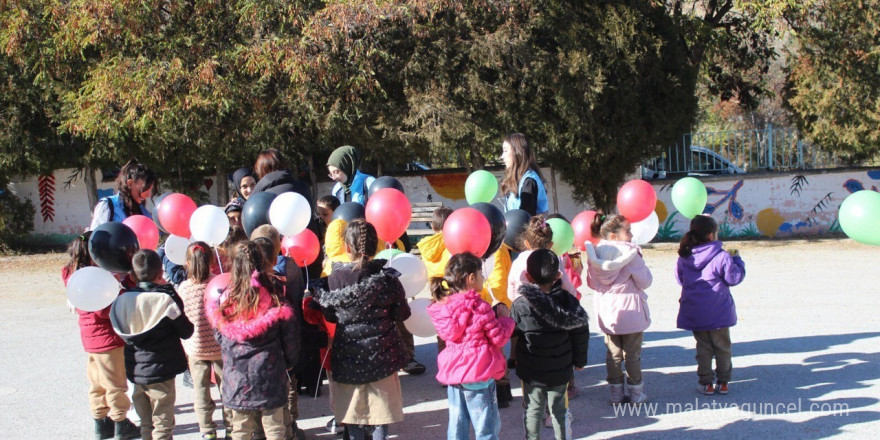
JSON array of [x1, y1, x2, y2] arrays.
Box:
[[231, 168, 255, 203], [326, 146, 375, 205]]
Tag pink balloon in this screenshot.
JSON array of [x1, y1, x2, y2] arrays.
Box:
[[282, 229, 320, 268], [443, 208, 491, 257], [157, 193, 197, 238], [617, 180, 657, 223], [205, 273, 232, 308], [572, 210, 599, 251], [365, 188, 412, 243], [122, 215, 160, 250]]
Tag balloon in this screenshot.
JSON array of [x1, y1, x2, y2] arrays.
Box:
[[443, 207, 491, 257], [157, 193, 197, 238], [375, 248, 404, 261], [151, 192, 173, 233], [190, 205, 230, 246], [547, 218, 575, 255], [368, 176, 405, 198], [572, 210, 598, 250], [205, 273, 232, 307], [122, 215, 159, 250], [66, 266, 120, 311], [332, 202, 366, 222], [89, 222, 140, 273], [630, 211, 659, 245], [242, 192, 277, 237], [403, 298, 436, 337], [164, 234, 194, 265], [470, 202, 507, 258], [282, 229, 321, 267], [386, 253, 428, 298], [465, 170, 498, 204], [617, 179, 657, 223], [839, 190, 880, 245], [503, 209, 532, 251], [671, 177, 708, 219], [365, 188, 412, 243], [269, 192, 312, 237]]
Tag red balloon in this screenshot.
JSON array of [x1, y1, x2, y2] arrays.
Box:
[[282, 229, 320, 268], [617, 180, 657, 223], [122, 215, 160, 250], [443, 207, 491, 257], [365, 188, 412, 243], [205, 273, 232, 307], [157, 193, 197, 238], [572, 210, 599, 251]]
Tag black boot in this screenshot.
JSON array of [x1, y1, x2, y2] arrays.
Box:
[[496, 383, 512, 408], [94, 417, 114, 440], [114, 418, 140, 440]]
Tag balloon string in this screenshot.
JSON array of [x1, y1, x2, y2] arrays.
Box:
[[316, 345, 331, 399], [483, 260, 497, 303], [214, 248, 224, 274]]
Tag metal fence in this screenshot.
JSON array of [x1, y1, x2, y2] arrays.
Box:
[[641, 124, 870, 179]]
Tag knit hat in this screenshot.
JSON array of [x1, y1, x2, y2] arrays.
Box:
[[224, 198, 244, 215]]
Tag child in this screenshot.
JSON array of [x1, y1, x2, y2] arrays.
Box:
[[584, 214, 652, 404], [62, 232, 140, 440], [508, 217, 577, 302], [178, 241, 232, 439], [416, 206, 453, 279], [316, 195, 341, 232], [110, 250, 194, 440], [427, 252, 515, 440], [316, 219, 411, 440], [500, 133, 548, 216], [512, 249, 589, 440], [676, 215, 746, 395], [206, 241, 300, 440]]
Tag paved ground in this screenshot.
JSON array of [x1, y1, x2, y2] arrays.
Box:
[[1, 239, 878, 439]]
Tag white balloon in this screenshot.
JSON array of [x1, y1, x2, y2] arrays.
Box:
[[631, 211, 659, 245], [387, 253, 428, 299], [66, 266, 120, 312], [165, 234, 193, 265], [404, 298, 437, 337], [190, 205, 230, 246], [269, 192, 312, 237]]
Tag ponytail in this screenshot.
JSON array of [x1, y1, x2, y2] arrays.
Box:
[[430, 253, 483, 302], [591, 212, 628, 240], [344, 219, 378, 269], [678, 215, 718, 257], [520, 216, 553, 250], [185, 241, 212, 283]]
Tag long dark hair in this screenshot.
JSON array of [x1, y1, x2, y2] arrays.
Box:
[[591, 212, 628, 240], [344, 219, 378, 269], [64, 231, 93, 275], [500, 133, 545, 196], [115, 159, 156, 216], [222, 241, 281, 321], [430, 252, 483, 302], [678, 215, 718, 257], [185, 241, 212, 284]]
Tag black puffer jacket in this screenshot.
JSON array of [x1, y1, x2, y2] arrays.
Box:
[[110, 282, 194, 385], [253, 169, 312, 201], [512, 281, 590, 387], [317, 260, 411, 384]]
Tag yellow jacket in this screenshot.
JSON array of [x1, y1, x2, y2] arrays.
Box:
[[416, 232, 451, 280], [322, 218, 405, 276], [479, 244, 512, 308]]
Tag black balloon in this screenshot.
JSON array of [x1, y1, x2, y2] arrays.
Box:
[[332, 202, 366, 222], [89, 222, 140, 273], [471, 202, 507, 258], [368, 176, 405, 198], [242, 191, 277, 237], [503, 209, 532, 252], [151, 192, 172, 233]]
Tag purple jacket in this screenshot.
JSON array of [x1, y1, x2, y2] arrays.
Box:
[[676, 241, 746, 331]]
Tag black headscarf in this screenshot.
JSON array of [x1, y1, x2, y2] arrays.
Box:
[[232, 168, 253, 200]]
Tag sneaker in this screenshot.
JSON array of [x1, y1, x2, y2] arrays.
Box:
[[94, 416, 114, 440], [697, 383, 715, 395], [716, 382, 729, 395], [201, 433, 217, 440], [326, 417, 343, 434], [114, 418, 140, 440], [401, 360, 426, 375]]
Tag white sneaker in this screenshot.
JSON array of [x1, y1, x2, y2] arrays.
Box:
[[325, 417, 343, 434]]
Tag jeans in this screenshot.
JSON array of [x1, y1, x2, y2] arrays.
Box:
[[346, 424, 388, 440], [447, 381, 501, 440]]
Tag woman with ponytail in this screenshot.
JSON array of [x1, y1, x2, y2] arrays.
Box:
[[428, 253, 514, 440], [676, 215, 746, 396], [314, 219, 410, 440]]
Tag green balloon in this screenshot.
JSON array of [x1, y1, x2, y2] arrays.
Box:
[[671, 177, 708, 219], [375, 248, 404, 260], [547, 218, 575, 255], [465, 170, 499, 204], [839, 190, 880, 245]]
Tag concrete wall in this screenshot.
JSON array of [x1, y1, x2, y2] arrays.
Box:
[[10, 166, 877, 242]]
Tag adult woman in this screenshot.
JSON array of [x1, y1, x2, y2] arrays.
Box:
[[326, 146, 375, 205], [231, 168, 255, 203], [500, 133, 548, 216], [89, 159, 156, 230], [252, 149, 312, 202]]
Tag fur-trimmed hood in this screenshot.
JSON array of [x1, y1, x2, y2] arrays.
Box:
[[206, 283, 294, 343], [517, 282, 589, 331]]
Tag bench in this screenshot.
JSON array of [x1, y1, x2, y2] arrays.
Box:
[[407, 202, 444, 253]]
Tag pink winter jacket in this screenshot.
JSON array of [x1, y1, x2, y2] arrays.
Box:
[[585, 240, 652, 335], [427, 290, 515, 386]]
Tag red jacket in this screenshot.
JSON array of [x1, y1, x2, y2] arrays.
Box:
[[63, 267, 125, 353]]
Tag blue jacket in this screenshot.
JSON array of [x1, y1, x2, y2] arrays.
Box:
[[506, 169, 548, 214], [331, 170, 375, 205]]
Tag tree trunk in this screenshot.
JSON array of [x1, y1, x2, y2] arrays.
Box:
[[84, 166, 99, 211], [550, 167, 559, 214], [307, 154, 318, 203], [215, 167, 229, 205]]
